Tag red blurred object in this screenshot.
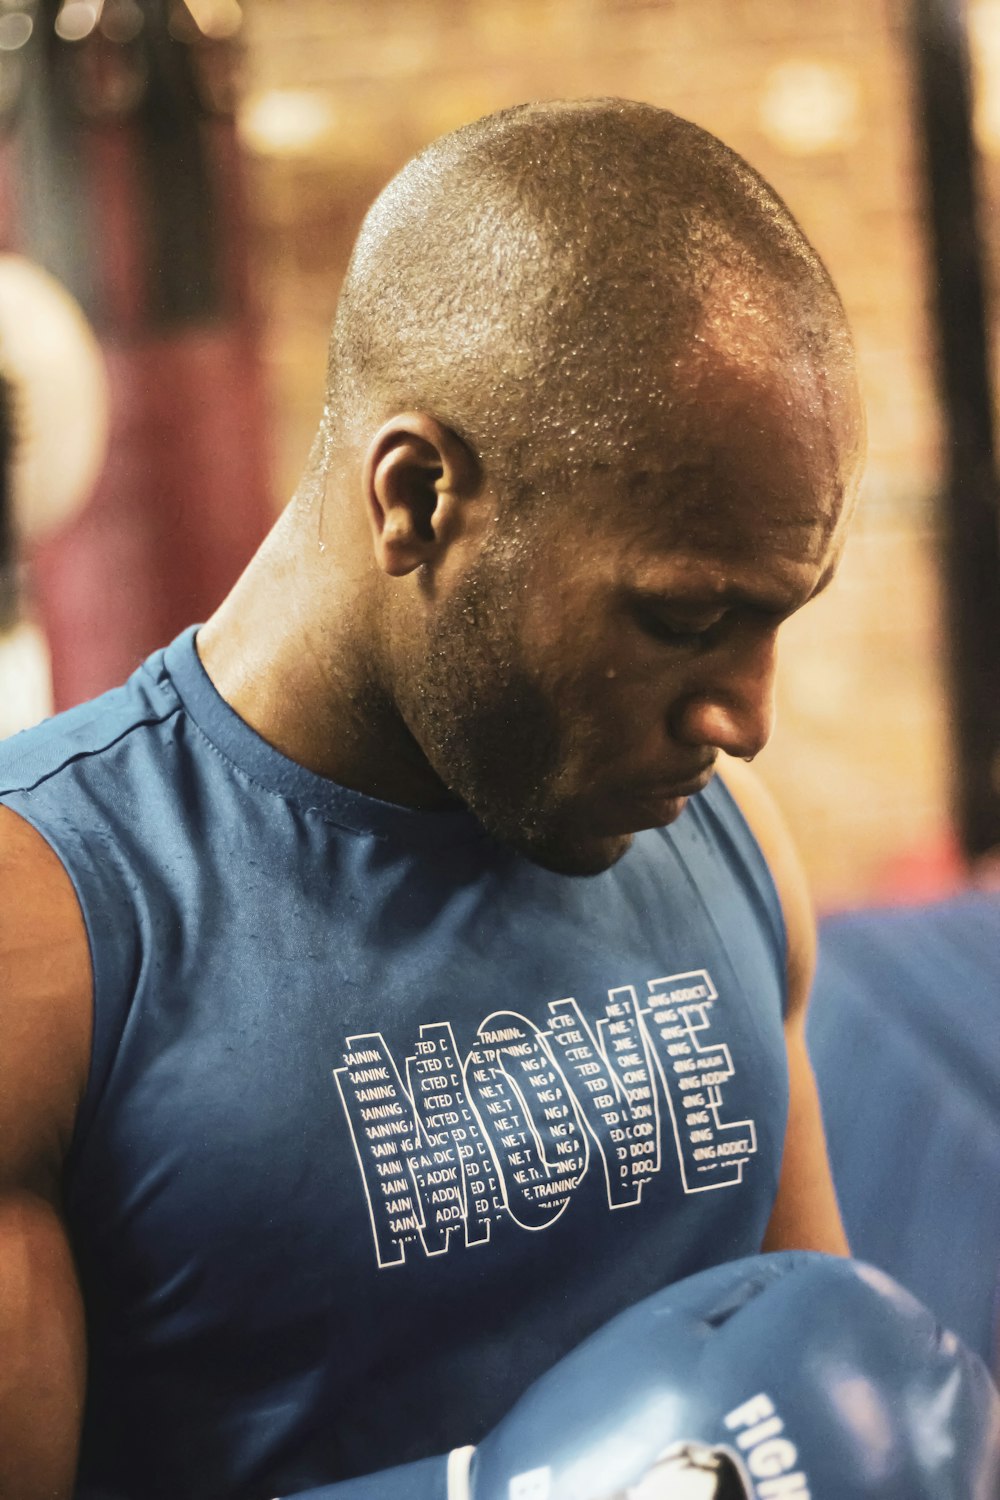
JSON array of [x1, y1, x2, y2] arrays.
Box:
[[31, 327, 271, 706], [868, 827, 968, 907], [3, 17, 274, 708]]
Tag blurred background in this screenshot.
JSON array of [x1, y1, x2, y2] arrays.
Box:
[[3, 0, 1000, 913], [4, 0, 1000, 1380]]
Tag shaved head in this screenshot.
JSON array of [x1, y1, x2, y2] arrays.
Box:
[[210, 99, 864, 875], [323, 97, 852, 494]]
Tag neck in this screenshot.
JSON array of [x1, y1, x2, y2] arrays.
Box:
[[196, 501, 454, 809]]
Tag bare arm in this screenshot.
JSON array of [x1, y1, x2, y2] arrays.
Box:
[[718, 760, 850, 1256], [0, 806, 92, 1499]]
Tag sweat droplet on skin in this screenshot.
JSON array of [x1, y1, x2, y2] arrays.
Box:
[[606, 666, 617, 679]]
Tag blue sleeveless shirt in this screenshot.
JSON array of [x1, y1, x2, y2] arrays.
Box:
[[0, 629, 788, 1500]]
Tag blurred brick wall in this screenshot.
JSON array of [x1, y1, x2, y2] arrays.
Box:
[[237, 0, 958, 910]]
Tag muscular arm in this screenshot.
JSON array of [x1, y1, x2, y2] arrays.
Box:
[[718, 760, 850, 1256], [0, 806, 92, 1499]]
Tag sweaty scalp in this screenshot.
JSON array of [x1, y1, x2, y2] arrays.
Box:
[[324, 98, 849, 492]]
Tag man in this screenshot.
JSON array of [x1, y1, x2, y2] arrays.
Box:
[[0, 100, 863, 1500]]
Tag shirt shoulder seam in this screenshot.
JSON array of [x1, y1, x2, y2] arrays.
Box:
[[0, 702, 182, 799]]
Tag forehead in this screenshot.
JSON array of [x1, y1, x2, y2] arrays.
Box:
[[570, 323, 863, 582]]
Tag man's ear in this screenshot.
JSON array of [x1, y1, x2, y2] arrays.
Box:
[[362, 413, 481, 577]]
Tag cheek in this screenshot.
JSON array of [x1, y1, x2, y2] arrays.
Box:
[[552, 651, 682, 769], [515, 575, 682, 747], [574, 622, 681, 713]]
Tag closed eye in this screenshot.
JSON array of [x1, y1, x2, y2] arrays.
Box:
[[634, 603, 729, 646]]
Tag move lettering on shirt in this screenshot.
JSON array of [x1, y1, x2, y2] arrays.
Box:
[[333, 969, 758, 1268]]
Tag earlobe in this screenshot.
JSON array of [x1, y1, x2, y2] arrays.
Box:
[[363, 414, 480, 578]]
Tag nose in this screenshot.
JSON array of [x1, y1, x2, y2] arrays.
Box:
[[668, 624, 777, 761]]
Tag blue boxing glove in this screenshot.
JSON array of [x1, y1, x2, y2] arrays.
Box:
[[279, 1251, 1000, 1500]]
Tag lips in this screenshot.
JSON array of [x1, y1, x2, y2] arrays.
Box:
[[642, 764, 717, 800], [596, 764, 716, 835]]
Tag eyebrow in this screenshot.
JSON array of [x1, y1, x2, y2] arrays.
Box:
[[631, 560, 839, 620]]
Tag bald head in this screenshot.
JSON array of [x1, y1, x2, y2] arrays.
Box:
[[323, 98, 852, 492], [202, 99, 864, 873]]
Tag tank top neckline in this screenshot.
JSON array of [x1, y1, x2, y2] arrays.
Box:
[[162, 625, 490, 847]]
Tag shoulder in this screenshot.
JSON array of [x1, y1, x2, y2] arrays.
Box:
[[716, 758, 815, 1020], [0, 648, 180, 802], [0, 806, 92, 1195]]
